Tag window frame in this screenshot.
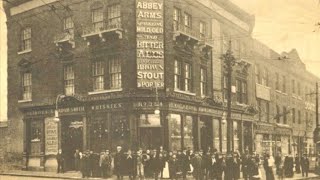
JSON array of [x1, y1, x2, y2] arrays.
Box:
[[63, 64, 75, 96], [107, 3, 121, 28], [173, 7, 181, 31], [184, 62, 192, 92], [200, 67, 207, 96], [236, 79, 248, 104], [109, 56, 122, 89], [92, 60, 105, 91], [199, 21, 206, 39], [21, 27, 32, 52], [184, 12, 192, 29], [22, 72, 32, 100], [174, 60, 182, 90], [92, 7, 104, 31]]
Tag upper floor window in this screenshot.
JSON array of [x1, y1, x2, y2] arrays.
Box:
[[276, 105, 280, 123], [174, 60, 193, 92], [107, 4, 121, 27], [184, 63, 192, 92], [21, 27, 31, 51], [223, 76, 228, 101], [184, 13, 192, 29], [92, 61, 105, 91], [255, 65, 260, 84], [64, 64, 75, 96], [200, 21, 206, 39], [200, 68, 207, 96], [236, 79, 247, 104], [174, 60, 182, 90], [22, 72, 32, 100], [109, 56, 122, 89], [262, 68, 268, 86], [292, 108, 296, 123], [283, 106, 287, 124], [173, 7, 181, 31], [275, 73, 280, 91], [298, 110, 301, 124], [92, 7, 104, 31], [292, 79, 295, 94], [63, 16, 74, 32], [282, 75, 286, 93]]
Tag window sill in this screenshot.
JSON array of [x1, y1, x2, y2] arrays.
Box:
[[17, 49, 32, 55], [0, 121, 8, 128], [174, 89, 196, 96], [88, 88, 123, 95], [236, 102, 248, 107], [18, 99, 32, 103], [275, 90, 287, 96]]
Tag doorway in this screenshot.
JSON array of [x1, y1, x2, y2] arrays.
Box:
[[200, 117, 213, 152], [140, 128, 162, 150], [61, 117, 83, 171]]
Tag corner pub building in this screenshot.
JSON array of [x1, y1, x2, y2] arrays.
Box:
[[5, 0, 256, 171]]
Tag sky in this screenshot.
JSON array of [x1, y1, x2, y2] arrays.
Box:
[[231, 0, 320, 77], [0, 1, 320, 120], [0, 0, 7, 122]]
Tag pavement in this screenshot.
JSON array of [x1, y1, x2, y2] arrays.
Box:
[[0, 169, 319, 180]]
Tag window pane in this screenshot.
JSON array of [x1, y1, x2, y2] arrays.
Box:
[[184, 116, 193, 150], [22, 72, 32, 100], [169, 114, 181, 151], [109, 56, 121, 89]]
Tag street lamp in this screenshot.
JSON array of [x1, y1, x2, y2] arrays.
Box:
[[54, 94, 65, 122], [154, 86, 160, 115]]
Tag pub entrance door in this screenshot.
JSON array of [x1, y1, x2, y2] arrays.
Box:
[[139, 127, 162, 150], [200, 117, 213, 152], [61, 117, 83, 171]]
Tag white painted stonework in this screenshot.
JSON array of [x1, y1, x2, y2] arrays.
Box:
[[195, 0, 250, 32], [10, 0, 59, 16]]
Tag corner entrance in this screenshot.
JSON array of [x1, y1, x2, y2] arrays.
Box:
[[138, 114, 162, 150], [140, 127, 162, 150], [61, 117, 83, 171]]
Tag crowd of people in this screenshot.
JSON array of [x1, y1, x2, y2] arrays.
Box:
[[56, 146, 311, 180]]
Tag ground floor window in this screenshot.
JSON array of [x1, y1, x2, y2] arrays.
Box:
[[213, 119, 220, 151], [168, 114, 195, 151], [29, 119, 43, 155], [169, 114, 182, 151], [111, 114, 129, 150]]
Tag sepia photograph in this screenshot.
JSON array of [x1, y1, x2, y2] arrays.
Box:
[[0, 0, 320, 179]]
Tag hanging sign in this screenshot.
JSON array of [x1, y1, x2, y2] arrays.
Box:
[[136, 0, 164, 89], [45, 117, 58, 155]]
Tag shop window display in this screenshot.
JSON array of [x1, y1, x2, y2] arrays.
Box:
[[213, 119, 220, 151], [169, 114, 182, 151], [184, 116, 193, 150]]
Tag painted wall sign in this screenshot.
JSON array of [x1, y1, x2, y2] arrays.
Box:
[[136, 0, 164, 89], [256, 83, 271, 101], [26, 109, 54, 116], [91, 103, 123, 111], [45, 117, 58, 155]]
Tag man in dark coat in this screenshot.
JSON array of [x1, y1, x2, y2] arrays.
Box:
[[123, 150, 135, 180], [203, 151, 211, 179], [232, 152, 241, 179], [242, 152, 250, 180], [180, 149, 190, 179], [150, 149, 161, 180], [301, 153, 310, 177], [224, 153, 234, 180], [191, 151, 204, 180], [158, 146, 167, 178], [114, 146, 123, 179], [56, 149, 65, 173], [284, 154, 294, 177], [295, 154, 301, 173], [169, 154, 179, 180], [74, 149, 81, 171], [80, 151, 89, 178], [275, 152, 282, 176]]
